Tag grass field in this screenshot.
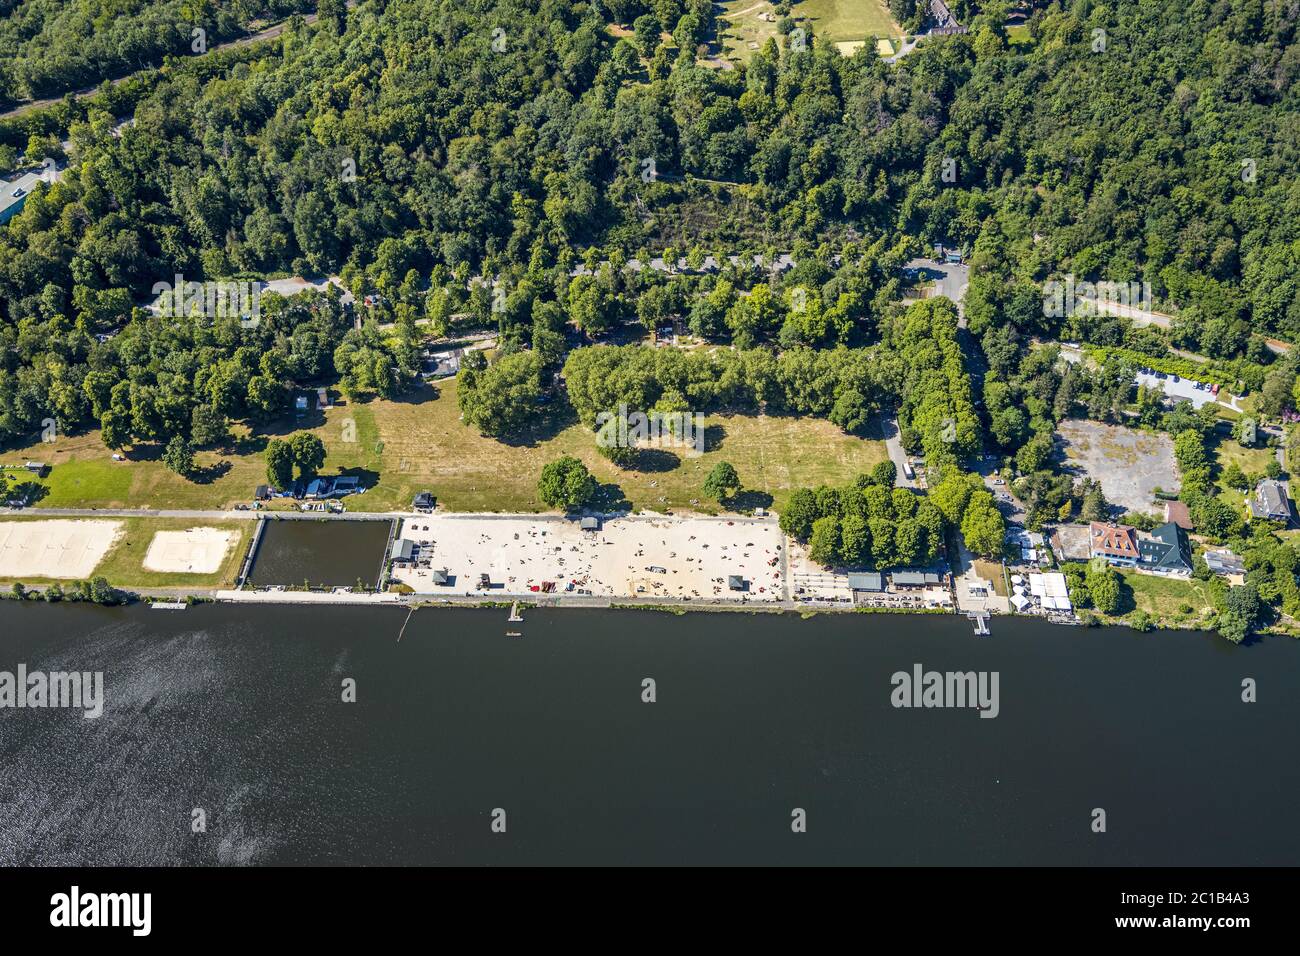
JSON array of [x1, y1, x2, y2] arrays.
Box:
[[1213, 437, 1276, 479], [329, 379, 888, 513], [4, 378, 887, 516], [0, 515, 251, 589], [718, 0, 901, 64], [1111, 571, 1217, 629]]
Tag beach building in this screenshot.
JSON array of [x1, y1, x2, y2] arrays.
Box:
[[1249, 479, 1291, 522], [390, 538, 416, 564], [579, 516, 600, 532], [727, 575, 747, 592], [847, 572, 883, 593], [1090, 522, 1140, 568], [1028, 572, 1072, 612]]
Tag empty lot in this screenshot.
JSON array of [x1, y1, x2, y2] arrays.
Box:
[[1056, 420, 1180, 514]]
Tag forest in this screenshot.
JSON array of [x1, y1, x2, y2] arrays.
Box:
[[0, 0, 316, 106], [0, 0, 1295, 502]]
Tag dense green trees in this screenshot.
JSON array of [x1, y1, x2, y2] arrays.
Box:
[[538, 455, 598, 510], [458, 351, 546, 438], [779, 470, 947, 570], [702, 461, 739, 503], [265, 430, 326, 489], [0, 0, 314, 106]]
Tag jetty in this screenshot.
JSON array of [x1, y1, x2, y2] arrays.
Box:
[[235, 517, 267, 588], [968, 611, 990, 635], [508, 601, 523, 622], [150, 601, 187, 611]]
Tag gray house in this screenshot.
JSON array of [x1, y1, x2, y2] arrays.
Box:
[[1138, 522, 1193, 577], [1249, 479, 1291, 522]]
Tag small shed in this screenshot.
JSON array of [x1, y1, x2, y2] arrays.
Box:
[[254, 484, 270, 501], [727, 575, 746, 591], [430, 569, 450, 585], [579, 516, 600, 532], [413, 491, 435, 512]]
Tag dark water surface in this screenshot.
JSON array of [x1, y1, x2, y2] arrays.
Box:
[[0, 601, 1297, 866], [247, 519, 391, 589]]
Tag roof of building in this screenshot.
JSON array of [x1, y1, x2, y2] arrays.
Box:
[[1028, 572, 1073, 610], [390, 538, 415, 561], [1204, 549, 1246, 576], [1164, 500, 1193, 530], [413, 491, 434, 506], [1090, 522, 1140, 559], [0, 172, 42, 218], [1250, 480, 1291, 520], [579, 516, 600, 530], [727, 575, 745, 589], [1138, 521, 1193, 573], [847, 572, 883, 591], [892, 570, 943, 586], [429, 569, 449, 584]]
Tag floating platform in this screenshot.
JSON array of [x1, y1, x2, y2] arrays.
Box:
[[150, 602, 188, 611], [508, 601, 523, 622]]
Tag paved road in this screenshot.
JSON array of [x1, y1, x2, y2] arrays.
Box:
[[904, 258, 970, 319], [1, 506, 396, 521], [878, 414, 919, 489]]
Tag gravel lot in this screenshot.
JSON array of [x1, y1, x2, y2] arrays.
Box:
[[1056, 420, 1180, 514]]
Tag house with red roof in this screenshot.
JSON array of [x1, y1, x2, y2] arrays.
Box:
[[1089, 522, 1140, 568]]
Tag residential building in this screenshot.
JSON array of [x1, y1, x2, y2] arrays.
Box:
[[1249, 479, 1291, 522], [1089, 522, 1140, 567], [1137, 522, 1193, 577], [1203, 549, 1246, 584]]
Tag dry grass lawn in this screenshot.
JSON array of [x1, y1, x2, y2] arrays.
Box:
[[4, 378, 886, 516]]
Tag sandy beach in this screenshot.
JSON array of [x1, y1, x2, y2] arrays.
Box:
[[391, 513, 787, 601], [143, 527, 238, 574], [0, 519, 122, 579]]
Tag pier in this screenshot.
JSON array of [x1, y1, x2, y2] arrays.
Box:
[[235, 517, 267, 589], [967, 611, 990, 636]]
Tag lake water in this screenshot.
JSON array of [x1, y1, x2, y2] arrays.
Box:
[[247, 519, 392, 589], [0, 602, 1297, 865]]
